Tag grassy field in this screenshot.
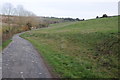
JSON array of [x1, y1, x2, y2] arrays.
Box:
[[21, 16, 119, 78]]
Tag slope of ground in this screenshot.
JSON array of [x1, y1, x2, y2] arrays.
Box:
[[21, 16, 119, 78]]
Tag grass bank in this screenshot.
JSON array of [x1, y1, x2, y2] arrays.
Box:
[[2, 39, 12, 50], [21, 16, 119, 78]]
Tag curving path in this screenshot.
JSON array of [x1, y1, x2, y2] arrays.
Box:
[[2, 33, 52, 78]]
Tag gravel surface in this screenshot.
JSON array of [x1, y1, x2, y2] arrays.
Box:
[[2, 33, 52, 78]]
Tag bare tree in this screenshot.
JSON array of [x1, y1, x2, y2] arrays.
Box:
[[12, 8, 18, 16], [15, 5, 26, 27], [2, 3, 14, 26], [2, 3, 37, 30], [2, 2, 15, 37], [2, 3, 14, 15], [16, 6, 30, 17], [1, 3, 15, 39]]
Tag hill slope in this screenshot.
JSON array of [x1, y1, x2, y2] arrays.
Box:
[[21, 16, 119, 78]]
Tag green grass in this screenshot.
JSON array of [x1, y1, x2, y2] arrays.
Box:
[[2, 39, 12, 49], [21, 16, 119, 78], [0, 46, 2, 51]]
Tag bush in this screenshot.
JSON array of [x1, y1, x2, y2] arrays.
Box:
[[102, 14, 108, 18], [26, 22, 32, 30], [96, 16, 99, 18]]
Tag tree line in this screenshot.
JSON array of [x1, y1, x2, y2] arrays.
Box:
[[1, 3, 46, 42]]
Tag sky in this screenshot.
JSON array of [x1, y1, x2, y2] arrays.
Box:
[[0, 0, 119, 19]]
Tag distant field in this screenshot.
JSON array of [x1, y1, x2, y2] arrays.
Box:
[[21, 16, 119, 78]]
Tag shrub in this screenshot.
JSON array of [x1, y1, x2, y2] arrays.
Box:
[[102, 14, 108, 18], [96, 16, 99, 18]]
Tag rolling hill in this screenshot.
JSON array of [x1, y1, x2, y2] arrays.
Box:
[[21, 16, 119, 78]]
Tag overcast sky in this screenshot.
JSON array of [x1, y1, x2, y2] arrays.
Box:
[[0, 0, 119, 19]]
